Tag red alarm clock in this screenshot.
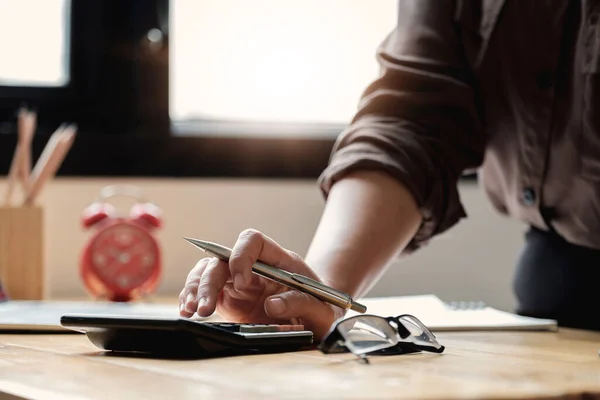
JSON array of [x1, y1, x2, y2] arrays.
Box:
[[79, 185, 163, 302]]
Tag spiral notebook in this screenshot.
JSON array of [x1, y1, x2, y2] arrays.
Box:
[[353, 294, 558, 332]]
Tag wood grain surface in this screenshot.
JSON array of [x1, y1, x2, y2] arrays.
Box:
[[0, 327, 599, 400]]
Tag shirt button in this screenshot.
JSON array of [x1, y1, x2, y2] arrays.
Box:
[[537, 71, 554, 90], [523, 187, 536, 206]]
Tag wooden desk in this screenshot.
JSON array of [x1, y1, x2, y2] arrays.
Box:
[[0, 328, 599, 399]]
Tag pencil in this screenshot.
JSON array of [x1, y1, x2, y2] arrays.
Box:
[[23, 125, 76, 206], [3, 112, 26, 206], [17, 109, 35, 193]]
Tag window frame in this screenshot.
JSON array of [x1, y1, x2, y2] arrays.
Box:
[[0, 0, 336, 179]]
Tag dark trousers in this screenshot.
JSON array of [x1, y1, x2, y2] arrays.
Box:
[[513, 226, 600, 331]]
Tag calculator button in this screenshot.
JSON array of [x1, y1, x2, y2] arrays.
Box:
[[198, 322, 307, 333], [239, 324, 280, 333], [276, 324, 305, 332]]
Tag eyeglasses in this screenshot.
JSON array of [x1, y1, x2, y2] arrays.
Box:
[[318, 314, 445, 363]]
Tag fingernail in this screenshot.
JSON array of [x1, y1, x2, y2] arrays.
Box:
[[179, 303, 185, 312], [184, 292, 196, 312], [197, 297, 208, 308], [186, 292, 195, 304], [234, 274, 246, 291], [267, 297, 286, 315]]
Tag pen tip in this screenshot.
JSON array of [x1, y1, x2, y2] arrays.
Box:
[[183, 237, 207, 250]]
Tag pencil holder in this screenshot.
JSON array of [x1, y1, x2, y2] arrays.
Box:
[[0, 206, 45, 300]]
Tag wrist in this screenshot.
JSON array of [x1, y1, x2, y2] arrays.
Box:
[[305, 249, 370, 299]]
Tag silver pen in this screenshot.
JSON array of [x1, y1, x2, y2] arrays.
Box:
[[184, 237, 367, 313]]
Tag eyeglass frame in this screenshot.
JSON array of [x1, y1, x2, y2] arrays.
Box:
[[318, 313, 445, 358]]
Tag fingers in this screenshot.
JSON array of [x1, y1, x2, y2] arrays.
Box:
[[264, 290, 339, 341], [229, 228, 311, 291], [179, 257, 230, 317], [195, 257, 230, 317], [179, 258, 209, 317]]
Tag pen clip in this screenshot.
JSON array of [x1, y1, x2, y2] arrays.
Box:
[[291, 274, 351, 302]]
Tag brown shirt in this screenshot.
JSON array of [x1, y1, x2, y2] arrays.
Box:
[[318, 0, 600, 252]]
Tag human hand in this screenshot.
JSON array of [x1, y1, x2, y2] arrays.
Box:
[[178, 229, 344, 341]]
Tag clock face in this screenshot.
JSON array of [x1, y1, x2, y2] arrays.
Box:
[[87, 221, 159, 292]]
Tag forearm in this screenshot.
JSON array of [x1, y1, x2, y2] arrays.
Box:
[[304, 170, 422, 299]]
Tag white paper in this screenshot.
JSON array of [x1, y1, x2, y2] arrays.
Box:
[[351, 294, 558, 332], [0, 300, 181, 331]]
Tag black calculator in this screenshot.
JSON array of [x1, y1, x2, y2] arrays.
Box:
[[60, 314, 314, 357]]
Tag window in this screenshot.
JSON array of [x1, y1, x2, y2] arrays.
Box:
[[0, 0, 76, 158], [0, 0, 71, 87], [170, 0, 397, 138], [0, 0, 404, 178]]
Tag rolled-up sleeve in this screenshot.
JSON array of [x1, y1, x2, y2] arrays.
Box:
[[318, 0, 486, 253]]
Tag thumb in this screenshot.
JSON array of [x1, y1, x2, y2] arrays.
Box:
[[264, 290, 339, 341]]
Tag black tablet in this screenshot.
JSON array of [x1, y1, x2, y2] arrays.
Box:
[[60, 314, 314, 357]]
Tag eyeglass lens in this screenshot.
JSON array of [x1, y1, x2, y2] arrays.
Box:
[[337, 316, 398, 355], [397, 315, 443, 349]]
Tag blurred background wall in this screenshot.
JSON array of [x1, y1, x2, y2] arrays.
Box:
[[0, 178, 527, 311]]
